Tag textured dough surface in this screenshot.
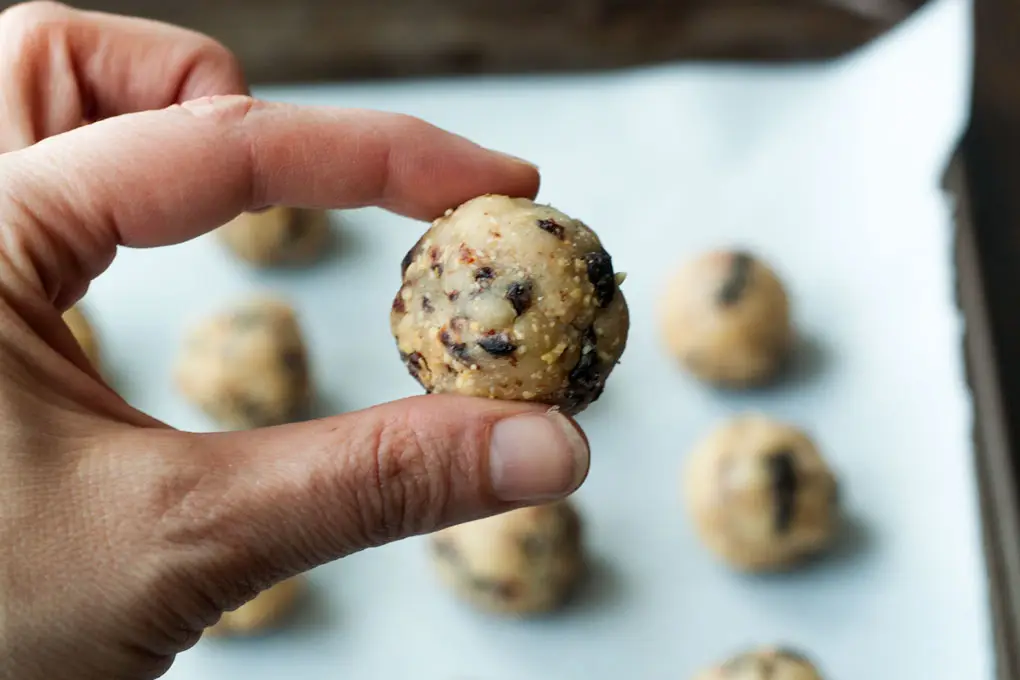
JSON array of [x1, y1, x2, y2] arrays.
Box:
[[658, 250, 792, 387], [206, 577, 305, 636], [62, 304, 100, 369], [174, 297, 311, 429], [429, 500, 583, 615], [390, 194, 629, 415], [694, 647, 824, 680], [217, 206, 331, 266], [683, 414, 839, 571]]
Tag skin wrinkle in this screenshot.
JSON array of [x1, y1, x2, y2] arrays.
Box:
[[0, 159, 111, 305]]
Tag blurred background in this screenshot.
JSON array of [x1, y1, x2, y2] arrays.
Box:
[[3, 0, 932, 82]]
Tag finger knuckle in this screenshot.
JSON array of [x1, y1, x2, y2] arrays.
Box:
[[0, 1, 69, 45], [193, 36, 245, 82], [351, 409, 454, 546]]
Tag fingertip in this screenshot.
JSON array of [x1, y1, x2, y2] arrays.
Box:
[[489, 149, 541, 196]]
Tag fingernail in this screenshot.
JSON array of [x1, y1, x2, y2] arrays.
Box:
[[492, 149, 539, 170], [488, 411, 589, 502]]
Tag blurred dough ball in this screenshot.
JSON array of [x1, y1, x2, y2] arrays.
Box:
[[217, 206, 331, 266], [62, 304, 100, 369], [658, 250, 793, 387], [429, 500, 584, 616], [174, 297, 311, 429], [694, 646, 824, 680], [683, 414, 839, 571], [207, 577, 305, 637]]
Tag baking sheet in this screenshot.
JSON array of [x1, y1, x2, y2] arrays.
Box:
[[85, 0, 989, 677]]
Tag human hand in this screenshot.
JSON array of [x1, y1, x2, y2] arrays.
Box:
[[0, 3, 590, 679]]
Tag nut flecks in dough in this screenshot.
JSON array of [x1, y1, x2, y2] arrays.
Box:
[[390, 194, 629, 415], [682, 414, 839, 571], [206, 577, 305, 637], [174, 297, 312, 430], [658, 249, 793, 387], [217, 206, 332, 267], [62, 303, 100, 370], [695, 646, 824, 680], [428, 501, 584, 616]]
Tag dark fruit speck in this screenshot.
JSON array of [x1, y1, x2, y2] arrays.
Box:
[[537, 218, 565, 239], [401, 351, 428, 386], [584, 250, 616, 308], [400, 234, 427, 276], [562, 326, 603, 413], [478, 333, 517, 356], [440, 329, 470, 362], [767, 449, 798, 534], [505, 280, 533, 316], [717, 252, 754, 306]]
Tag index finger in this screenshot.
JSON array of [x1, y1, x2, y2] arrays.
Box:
[[0, 95, 540, 303]]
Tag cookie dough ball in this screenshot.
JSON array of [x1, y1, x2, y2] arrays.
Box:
[[391, 194, 629, 416], [658, 250, 793, 387], [217, 206, 331, 266], [62, 304, 100, 369], [695, 647, 824, 680], [175, 297, 311, 429], [429, 500, 584, 616], [207, 577, 305, 637], [683, 414, 839, 571]]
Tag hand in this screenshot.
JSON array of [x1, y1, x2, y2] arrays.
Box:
[[0, 3, 590, 679]]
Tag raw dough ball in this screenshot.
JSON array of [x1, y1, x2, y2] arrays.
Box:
[[207, 577, 305, 637], [683, 414, 839, 571], [62, 304, 100, 369], [391, 194, 629, 416], [658, 250, 792, 387], [695, 646, 823, 680], [217, 206, 331, 266], [429, 500, 584, 616], [175, 297, 311, 429]]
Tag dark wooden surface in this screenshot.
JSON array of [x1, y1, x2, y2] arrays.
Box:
[[962, 0, 1020, 674], [34, 0, 926, 83]]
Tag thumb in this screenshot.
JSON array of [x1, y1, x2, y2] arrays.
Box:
[[173, 395, 589, 600]]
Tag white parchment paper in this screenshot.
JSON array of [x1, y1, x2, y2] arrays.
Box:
[[90, 0, 990, 677]]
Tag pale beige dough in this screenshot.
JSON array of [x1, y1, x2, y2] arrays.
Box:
[[62, 304, 100, 369], [206, 577, 305, 637], [694, 646, 824, 680], [390, 194, 629, 416], [217, 206, 331, 266], [683, 414, 839, 571], [429, 500, 583, 616], [658, 250, 793, 387], [174, 297, 311, 429]]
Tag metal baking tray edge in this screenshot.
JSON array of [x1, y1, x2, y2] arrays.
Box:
[[947, 151, 1020, 680]]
